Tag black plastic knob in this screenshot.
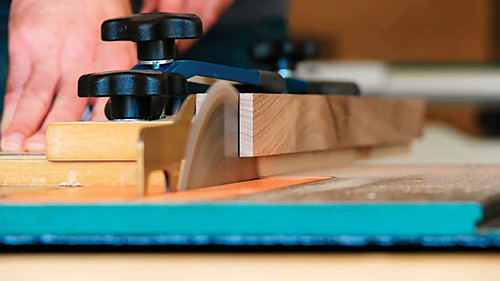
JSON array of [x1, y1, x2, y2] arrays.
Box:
[[248, 39, 319, 72], [307, 81, 360, 96], [78, 70, 187, 120], [102, 13, 203, 61]]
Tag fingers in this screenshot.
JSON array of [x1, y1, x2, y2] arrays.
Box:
[[1, 60, 59, 151], [157, 0, 184, 13], [23, 78, 88, 152], [19, 130, 45, 152], [1, 45, 31, 133]]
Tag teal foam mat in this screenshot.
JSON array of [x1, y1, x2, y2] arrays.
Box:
[[0, 203, 482, 240]]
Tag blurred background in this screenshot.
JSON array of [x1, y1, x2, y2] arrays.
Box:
[[289, 0, 495, 61], [287, 0, 500, 163]]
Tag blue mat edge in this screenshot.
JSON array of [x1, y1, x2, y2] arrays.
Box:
[[0, 202, 483, 239]]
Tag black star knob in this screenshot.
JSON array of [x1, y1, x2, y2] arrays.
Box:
[[78, 70, 187, 120], [102, 13, 203, 62], [248, 39, 319, 74]]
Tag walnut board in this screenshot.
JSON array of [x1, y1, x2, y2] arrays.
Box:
[[236, 94, 425, 157]]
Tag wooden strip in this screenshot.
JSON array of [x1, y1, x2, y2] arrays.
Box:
[[46, 120, 172, 161], [0, 160, 165, 187], [3, 185, 165, 202], [3, 176, 328, 202], [240, 94, 425, 157]]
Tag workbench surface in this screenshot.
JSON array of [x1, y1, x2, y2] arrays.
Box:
[[2, 253, 500, 281]]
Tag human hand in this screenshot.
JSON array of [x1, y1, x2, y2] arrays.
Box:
[[1, 0, 136, 152], [142, 0, 234, 51]]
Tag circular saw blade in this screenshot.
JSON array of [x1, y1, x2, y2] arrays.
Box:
[[180, 82, 259, 190]]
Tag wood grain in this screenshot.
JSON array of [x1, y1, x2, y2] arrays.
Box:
[[46, 120, 172, 161], [0, 159, 166, 187], [240, 94, 425, 157]]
